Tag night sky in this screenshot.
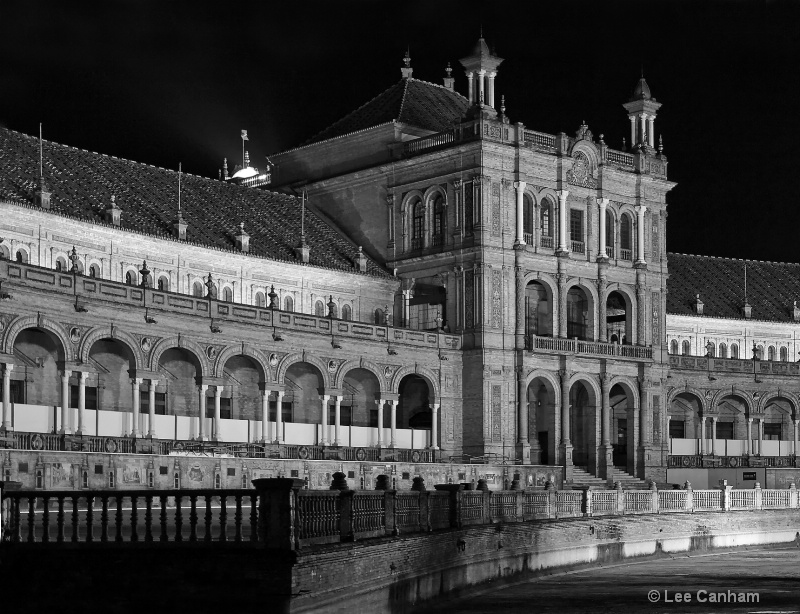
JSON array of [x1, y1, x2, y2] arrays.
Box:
[[2, 1, 798, 263]]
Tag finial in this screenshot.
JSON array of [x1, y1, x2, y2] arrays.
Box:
[[403, 49, 411, 68], [599, 134, 605, 145], [480, 24, 483, 38], [239, 221, 245, 232], [69, 246, 80, 273], [622, 137, 626, 150], [401, 49, 413, 79], [445, 62, 452, 77], [500, 95, 506, 116], [658, 134, 664, 154]]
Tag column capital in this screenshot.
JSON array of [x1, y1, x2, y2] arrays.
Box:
[[214, 385, 223, 395], [3, 363, 13, 373], [556, 190, 569, 201], [333, 395, 342, 402], [635, 204, 648, 215], [199, 384, 209, 392], [130, 377, 143, 385], [376, 398, 385, 406], [61, 370, 72, 380], [78, 371, 88, 381], [513, 180, 527, 191], [596, 198, 609, 208], [748, 417, 753, 423], [432, 403, 440, 411], [276, 390, 285, 398], [389, 399, 398, 407], [149, 378, 159, 386], [321, 394, 330, 402]]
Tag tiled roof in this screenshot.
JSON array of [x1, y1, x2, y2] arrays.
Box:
[[666, 253, 800, 322], [0, 128, 391, 278], [302, 78, 470, 146]]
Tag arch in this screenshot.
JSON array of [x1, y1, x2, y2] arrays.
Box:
[[14, 246, 29, 263], [221, 285, 233, 303], [0, 243, 9, 259], [565, 372, 602, 403], [564, 279, 598, 341], [213, 344, 271, 383], [374, 308, 385, 325], [619, 212, 634, 258], [156, 275, 169, 291], [730, 343, 739, 359], [523, 271, 559, 337], [767, 345, 776, 361], [254, 290, 266, 308], [3, 315, 73, 360], [54, 256, 68, 272], [718, 342, 728, 359], [604, 207, 616, 254], [284, 295, 294, 312], [148, 336, 208, 377], [706, 341, 716, 357], [275, 352, 331, 388], [341, 304, 352, 321], [192, 280, 205, 297], [780, 346, 788, 362], [757, 392, 798, 417], [608, 375, 641, 408], [682, 340, 691, 355], [78, 326, 145, 370], [124, 269, 138, 286], [604, 283, 637, 344], [333, 358, 388, 393], [713, 391, 754, 416], [524, 368, 562, 408], [539, 196, 554, 241], [522, 193, 534, 239], [314, 300, 325, 317], [756, 344, 764, 360], [667, 387, 707, 414], [525, 279, 554, 337], [390, 364, 439, 400], [670, 339, 678, 355]]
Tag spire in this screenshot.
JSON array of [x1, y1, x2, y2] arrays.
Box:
[[622, 73, 661, 149], [173, 163, 187, 240], [223, 157, 229, 180], [34, 123, 52, 210], [401, 49, 413, 79], [459, 35, 503, 109], [295, 189, 310, 263]]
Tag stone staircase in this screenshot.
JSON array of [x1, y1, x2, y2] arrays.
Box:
[[570, 466, 650, 490]]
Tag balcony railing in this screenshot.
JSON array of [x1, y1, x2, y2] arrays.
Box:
[[668, 355, 800, 377], [522, 130, 556, 150], [523, 232, 533, 245], [540, 235, 553, 249], [528, 335, 652, 360], [620, 248, 632, 261], [605, 245, 613, 257], [4, 480, 797, 548], [571, 240, 585, 254], [604, 148, 635, 167]]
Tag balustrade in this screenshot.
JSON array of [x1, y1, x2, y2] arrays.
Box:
[[528, 335, 652, 360], [540, 235, 554, 249]]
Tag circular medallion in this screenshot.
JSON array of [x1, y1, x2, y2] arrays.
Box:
[[141, 337, 152, 353], [328, 360, 337, 373], [384, 366, 393, 379], [269, 353, 279, 367], [206, 346, 217, 360], [69, 327, 81, 344]]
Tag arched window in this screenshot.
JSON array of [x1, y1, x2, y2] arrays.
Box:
[[329, 302, 338, 318], [411, 200, 424, 250], [768, 345, 776, 361], [620, 214, 633, 259], [208, 283, 218, 299], [706, 342, 715, 357], [566, 286, 589, 340], [682, 340, 691, 355], [255, 291, 266, 308], [192, 280, 204, 297], [284, 295, 294, 312], [523, 195, 534, 242], [342, 304, 352, 321], [431, 195, 445, 246], [670, 340, 678, 355], [89, 264, 101, 279], [0, 245, 9, 260], [780, 346, 788, 362], [125, 271, 136, 286], [731, 343, 739, 359], [157, 276, 169, 291], [374, 308, 385, 325], [605, 210, 614, 257], [55, 258, 65, 272], [719, 342, 727, 359], [540, 199, 553, 246], [755, 344, 764, 360], [314, 301, 325, 316], [15, 250, 27, 263], [222, 286, 233, 303]]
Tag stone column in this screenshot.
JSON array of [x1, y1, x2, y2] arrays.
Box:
[[635, 205, 647, 265], [700, 416, 706, 455], [711, 417, 717, 456], [130, 377, 142, 438], [629, 115, 636, 147], [198, 384, 208, 441], [77, 371, 87, 436], [517, 378, 529, 446], [557, 272, 568, 338], [477, 69, 486, 103], [213, 385, 222, 441], [639, 114, 647, 147], [260, 390, 269, 443], [559, 370, 572, 479], [793, 419, 799, 456], [556, 190, 570, 252], [275, 391, 284, 444], [597, 266, 608, 342], [320, 394, 330, 445], [2, 364, 13, 431], [466, 72, 474, 104], [758, 418, 764, 455], [431, 403, 439, 450], [149, 380, 158, 438], [514, 181, 527, 245], [487, 72, 496, 107], [597, 198, 608, 259], [515, 264, 526, 347], [389, 399, 398, 448], [647, 116, 655, 147], [746, 417, 753, 454], [636, 277, 647, 346], [60, 371, 70, 434], [376, 399, 385, 448], [599, 374, 612, 479], [333, 396, 342, 446]]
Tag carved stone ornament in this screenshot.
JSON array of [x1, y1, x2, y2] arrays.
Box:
[[69, 327, 81, 344], [269, 353, 279, 367], [383, 366, 394, 379], [140, 337, 152, 353], [206, 345, 217, 360], [566, 151, 596, 189], [328, 360, 338, 373]]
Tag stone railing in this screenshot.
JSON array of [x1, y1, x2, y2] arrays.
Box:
[[668, 355, 800, 377], [604, 148, 635, 167], [522, 129, 556, 150], [3, 479, 797, 549], [0, 432, 437, 463], [667, 455, 796, 468], [0, 259, 460, 352], [529, 335, 653, 360], [402, 131, 455, 156]]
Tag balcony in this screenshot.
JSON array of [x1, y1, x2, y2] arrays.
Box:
[[540, 235, 553, 249], [528, 335, 652, 360], [571, 240, 585, 254], [669, 355, 800, 377], [605, 245, 613, 258], [620, 248, 632, 261], [523, 232, 533, 245]]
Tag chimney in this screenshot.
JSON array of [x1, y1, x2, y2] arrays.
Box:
[[354, 246, 367, 272], [235, 222, 249, 253], [401, 50, 413, 79], [105, 195, 122, 226], [443, 62, 454, 90], [694, 293, 704, 316], [173, 212, 188, 241]]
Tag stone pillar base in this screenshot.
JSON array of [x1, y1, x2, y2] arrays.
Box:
[[529, 443, 542, 465], [598, 445, 613, 480], [559, 443, 573, 484], [515, 442, 530, 464]]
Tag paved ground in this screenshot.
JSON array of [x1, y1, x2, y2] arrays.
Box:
[[419, 547, 800, 614]]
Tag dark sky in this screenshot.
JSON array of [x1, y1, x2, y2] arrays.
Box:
[[2, 1, 798, 263]]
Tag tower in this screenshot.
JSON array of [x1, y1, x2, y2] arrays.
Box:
[[622, 76, 662, 150], [458, 36, 503, 108]]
